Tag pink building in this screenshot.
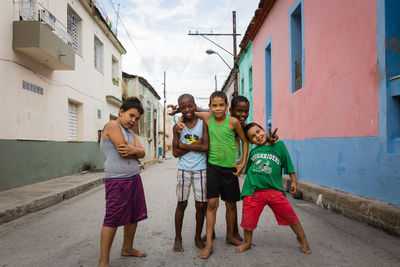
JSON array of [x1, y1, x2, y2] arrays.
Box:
[[239, 0, 400, 206]]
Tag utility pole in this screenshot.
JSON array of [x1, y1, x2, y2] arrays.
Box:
[[188, 11, 240, 95], [215, 75, 217, 91], [163, 71, 166, 159], [232, 11, 238, 96], [115, 3, 120, 36]]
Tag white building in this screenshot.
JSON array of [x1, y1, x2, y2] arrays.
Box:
[[0, 0, 126, 191]]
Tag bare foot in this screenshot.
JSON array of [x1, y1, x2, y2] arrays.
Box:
[[233, 231, 243, 242], [194, 237, 205, 249], [225, 235, 242, 246], [121, 248, 147, 257], [236, 242, 251, 252], [198, 246, 213, 259], [297, 236, 312, 254], [173, 239, 184, 252]]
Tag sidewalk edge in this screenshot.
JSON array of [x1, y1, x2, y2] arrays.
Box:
[[282, 176, 400, 236], [0, 178, 104, 225]]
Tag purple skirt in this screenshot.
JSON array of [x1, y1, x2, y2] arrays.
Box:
[[103, 174, 148, 228]]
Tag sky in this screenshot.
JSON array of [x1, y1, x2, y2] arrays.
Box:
[[97, 0, 260, 108]]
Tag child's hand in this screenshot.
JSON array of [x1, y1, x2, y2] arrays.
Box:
[[117, 140, 134, 157], [232, 163, 245, 177], [267, 127, 279, 144], [290, 180, 297, 194], [167, 104, 180, 116], [176, 122, 185, 133]]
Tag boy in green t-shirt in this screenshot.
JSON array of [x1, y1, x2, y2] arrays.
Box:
[[236, 122, 311, 254]]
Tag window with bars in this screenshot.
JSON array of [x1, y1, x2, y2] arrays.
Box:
[[94, 36, 103, 72], [67, 6, 81, 54], [112, 56, 119, 85], [112, 57, 118, 78], [289, 0, 304, 92], [146, 102, 152, 138], [68, 102, 79, 141]]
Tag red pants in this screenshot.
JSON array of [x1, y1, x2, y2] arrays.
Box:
[[241, 189, 299, 231]]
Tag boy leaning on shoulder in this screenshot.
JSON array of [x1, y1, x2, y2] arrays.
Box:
[[236, 122, 312, 254]]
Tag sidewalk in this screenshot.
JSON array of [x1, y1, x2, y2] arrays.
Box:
[[0, 171, 104, 225], [0, 154, 172, 225], [282, 176, 400, 235]]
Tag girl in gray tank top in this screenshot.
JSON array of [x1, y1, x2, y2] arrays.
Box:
[[98, 97, 147, 266], [100, 124, 139, 178]]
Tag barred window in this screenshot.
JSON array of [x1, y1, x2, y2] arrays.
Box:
[[68, 102, 79, 140], [94, 36, 103, 72], [146, 102, 152, 138], [67, 6, 81, 54]]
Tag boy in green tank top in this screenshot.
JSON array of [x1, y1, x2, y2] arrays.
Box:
[[193, 91, 249, 259]]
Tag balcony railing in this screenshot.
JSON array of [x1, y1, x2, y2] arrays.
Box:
[[16, 1, 72, 46]]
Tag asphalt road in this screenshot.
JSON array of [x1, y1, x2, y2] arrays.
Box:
[[0, 158, 399, 267]]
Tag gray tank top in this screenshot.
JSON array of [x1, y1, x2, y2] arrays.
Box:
[[100, 124, 140, 178]]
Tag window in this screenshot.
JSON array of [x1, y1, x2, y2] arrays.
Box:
[[146, 102, 151, 138], [384, 0, 400, 153], [94, 36, 103, 72], [22, 80, 43, 95], [248, 66, 253, 122], [67, 6, 81, 54], [112, 56, 119, 85], [97, 109, 101, 119], [289, 0, 304, 92], [240, 78, 244, 95], [139, 96, 145, 135], [68, 101, 78, 140], [264, 39, 272, 128]]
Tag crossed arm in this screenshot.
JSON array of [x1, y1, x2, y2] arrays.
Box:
[[104, 121, 145, 159], [172, 121, 209, 158]]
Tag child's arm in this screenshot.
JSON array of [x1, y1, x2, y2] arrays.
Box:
[[172, 124, 189, 158], [117, 133, 145, 159], [288, 173, 298, 194], [231, 118, 249, 176], [178, 122, 209, 152], [167, 105, 209, 116], [194, 112, 212, 125]]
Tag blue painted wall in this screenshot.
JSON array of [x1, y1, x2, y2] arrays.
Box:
[[238, 41, 254, 122], [282, 0, 400, 206]]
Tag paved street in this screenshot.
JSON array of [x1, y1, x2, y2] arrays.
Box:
[[0, 158, 399, 267]]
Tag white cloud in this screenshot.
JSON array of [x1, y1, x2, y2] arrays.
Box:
[[104, 0, 260, 108]]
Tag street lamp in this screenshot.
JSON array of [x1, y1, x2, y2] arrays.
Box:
[[206, 49, 232, 70]]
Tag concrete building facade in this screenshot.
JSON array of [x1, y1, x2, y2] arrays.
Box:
[[122, 72, 161, 166], [0, 0, 126, 191], [239, 0, 400, 205]]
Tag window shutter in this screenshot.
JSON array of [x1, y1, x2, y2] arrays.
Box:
[[68, 102, 78, 140], [67, 6, 80, 53], [94, 37, 103, 71]]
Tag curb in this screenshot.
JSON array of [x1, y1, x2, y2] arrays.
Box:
[[282, 176, 400, 235], [0, 178, 104, 225]]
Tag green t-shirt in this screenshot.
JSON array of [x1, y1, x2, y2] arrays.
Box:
[[241, 140, 295, 198]]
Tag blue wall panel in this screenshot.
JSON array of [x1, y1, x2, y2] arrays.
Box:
[[284, 137, 400, 205]]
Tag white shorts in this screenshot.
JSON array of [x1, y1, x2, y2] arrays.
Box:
[[176, 169, 207, 202]]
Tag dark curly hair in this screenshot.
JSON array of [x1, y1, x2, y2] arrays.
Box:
[[120, 97, 144, 114]]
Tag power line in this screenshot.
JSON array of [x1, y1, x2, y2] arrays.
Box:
[[107, 0, 159, 84]]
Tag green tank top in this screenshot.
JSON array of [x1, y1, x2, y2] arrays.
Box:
[[208, 114, 236, 167]]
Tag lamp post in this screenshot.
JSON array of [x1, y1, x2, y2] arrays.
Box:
[[206, 49, 232, 70]]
